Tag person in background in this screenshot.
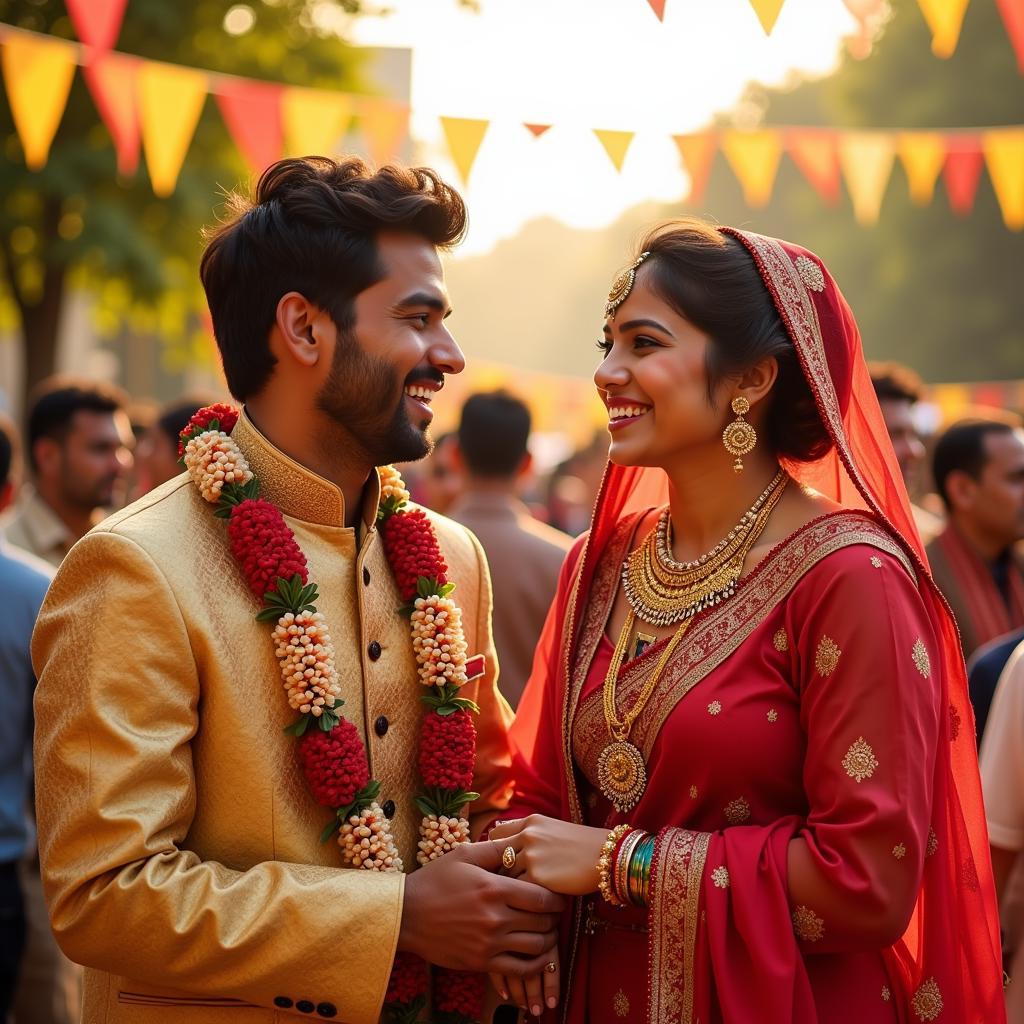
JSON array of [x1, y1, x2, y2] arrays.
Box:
[[869, 361, 942, 543], [414, 430, 462, 514], [449, 391, 572, 708], [0, 415, 54, 1020], [969, 627, 1024, 742], [132, 396, 219, 498], [5, 378, 133, 567], [926, 419, 1024, 662]]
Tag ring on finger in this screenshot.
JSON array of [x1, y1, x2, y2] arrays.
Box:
[[502, 845, 517, 870], [544, 961, 557, 974]]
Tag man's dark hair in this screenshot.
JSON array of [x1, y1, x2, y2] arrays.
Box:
[[200, 156, 468, 401], [869, 361, 924, 405], [155, 398, 217, 448], [27, 377, 127, 472], [0, 413, 19, 490], [932, 419, 1016, 507], [457, 391, 531, 478]]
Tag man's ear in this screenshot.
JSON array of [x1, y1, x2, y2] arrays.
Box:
[[945, 469, 976, 512], [274, 292, 333, 369], [33, 436, 61, 480]]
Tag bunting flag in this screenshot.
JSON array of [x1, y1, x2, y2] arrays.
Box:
[[0, 34, 77, 169], [282, 87, 353, 158], [358, 98, 410, 167], [915, 0, 971, 58], [839, 131, 896, 225], [786, 129, 841, 204], [594, 129, 635, 172], [440, 116, 490, 185], [996, 0, 1024, 73], [138, 62, 208, 196], [673, 132, 717, 205], [984, 127, 1024, 229], [65, 0, 128, 50], [898, 131, 946, 204], [721, 129, 783, 207], [524, 123, 552, 138], [83, 52, 140, 176], [647, 0, 667, 20], [943, 136, 984, 215], [216, 79, 284, 174], [748, 0, 786, 35]]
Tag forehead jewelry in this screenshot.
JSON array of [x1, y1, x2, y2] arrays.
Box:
[[605, 251, 651, 320]]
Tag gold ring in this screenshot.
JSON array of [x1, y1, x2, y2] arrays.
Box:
[[502, 845, 517, 870], [544, 962, 557, 974]]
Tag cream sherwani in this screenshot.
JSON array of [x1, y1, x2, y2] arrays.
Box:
[[31, 411, 514, 1023]]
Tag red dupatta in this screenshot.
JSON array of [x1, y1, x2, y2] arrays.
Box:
[[508, 229, 1004, 1021]]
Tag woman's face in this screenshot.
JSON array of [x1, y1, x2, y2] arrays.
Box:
[[594, 266, 729, 471]]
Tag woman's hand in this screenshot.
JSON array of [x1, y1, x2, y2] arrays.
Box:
[[489, 815, 608, 896], [491, 947, 560, 1019]]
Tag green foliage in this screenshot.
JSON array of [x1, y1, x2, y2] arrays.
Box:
[[420, 683, 479, 716], [414, 786, 479, 819], [256, 573, 320, 621]]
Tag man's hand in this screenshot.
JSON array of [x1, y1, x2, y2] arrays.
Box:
[[398, 839, 566, 976]]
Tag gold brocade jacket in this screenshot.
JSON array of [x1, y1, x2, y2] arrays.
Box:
[[31, 412, 515, 1024]]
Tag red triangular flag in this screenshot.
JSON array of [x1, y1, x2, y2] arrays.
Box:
[[943, 135, 984, 216], [786, 129, 841, 205], [65, 0, 128, 50], [524, 123, 551, 138], [82, 51, 140, 177], [647, 0, 667, 20], [996, 0, 1024, 73], [216, 79, 284, 175]]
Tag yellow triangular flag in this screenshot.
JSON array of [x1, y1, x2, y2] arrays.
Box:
[[747, 0, 786, 34], [594, 129, 635, 172], [838, 131, 896, 225], [359, 98, 409, 167], [720, 130, 783, 207], [897, 132, 946, 205], [915, 0, 971, 58], [440, 116, 489, 186], [0, 34, 77, 169], [282, 88, 353, 157], [138, 62, 207, 196], [983, 128, 1024, 231]]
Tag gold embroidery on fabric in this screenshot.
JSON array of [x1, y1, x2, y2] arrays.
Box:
[[842, 737, 878, 782], [794, 255, 826, 292], [689, 784, 699, 799], [912, 637, 931, 678], [772, 627, 789, 651], [767, 708, 779, 722], [724, 796, 751, 825], [613, 989, 630, 1017], [684, 833, 710, 1023], [911, 978, 943, 1021], [882, 985, 891, 1001], [871, 556, 883, 568], [707, 700, 722, 716], [926, 826, 938, 857], [792, 905, 824, 942], [712, 865, 730, 888], [815, 635, 842, 675], [892, 842, 907, 860]]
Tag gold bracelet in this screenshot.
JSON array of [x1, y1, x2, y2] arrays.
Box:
[[614, 828, 646, 905], [596, 823, 633, 907]]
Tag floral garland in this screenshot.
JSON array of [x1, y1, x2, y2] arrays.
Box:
[[180, 405, 484, 1024]]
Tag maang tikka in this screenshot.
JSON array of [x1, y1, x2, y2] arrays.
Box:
[[722, 396, 756, 472], [605, 251, 651, 320]]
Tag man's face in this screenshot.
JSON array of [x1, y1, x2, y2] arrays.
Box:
[[316, 231, 465, 467], [54, 409, 134, 510], [959, 429, 1024, 548], [878, 397, 925, 487]]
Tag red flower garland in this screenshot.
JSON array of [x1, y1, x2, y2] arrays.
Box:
[[419, 710, 476, 791], [177, 403, 239, 458], [381, 507, 449, 601], [298, 721, 371, 808], [228, 499, 308, 599], [434, 968, 487, 1021]]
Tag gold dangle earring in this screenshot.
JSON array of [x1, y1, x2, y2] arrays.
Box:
[[722, 396, 757, 472]]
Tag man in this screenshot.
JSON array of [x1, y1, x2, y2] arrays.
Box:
[[416, 430, 463, 514], [131, 396, 218, 499], [0, 416, 54, 1019], [449, 392, 572, 708], [926, 418, 1024, 661], [869, 361, 942, 543], [6, 378, 133, 567]]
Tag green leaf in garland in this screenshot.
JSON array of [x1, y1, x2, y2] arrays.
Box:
[[414, 794, 438, 817], [283, 715, 313, 737], [438, 582, 456, 597], [319, 813, 343, 844], [317, 705, 342, 731], [416, 576, 432, 599]]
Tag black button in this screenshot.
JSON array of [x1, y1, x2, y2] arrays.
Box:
[[274, 996, 293, 1008], [382, 799, 396, 818], [374, 715, 389, 737], [296, 1000, 315, 1014], [368, 641, 382, 661], [363, 566, 371, 586], [316, 1003, 337, 1018]]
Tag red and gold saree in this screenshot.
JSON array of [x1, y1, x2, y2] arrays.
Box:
[[507, 230, 1004, 1022]]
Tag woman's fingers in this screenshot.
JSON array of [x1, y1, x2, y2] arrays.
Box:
[[542, 956, 560, 1010], [523, 970, 546, 1017], [489, 972, 509, 1003], [504, 974, 529, 1014], [489, 818, 527, 841]]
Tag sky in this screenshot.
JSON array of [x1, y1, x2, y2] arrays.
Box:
[[348, 0, 865, 255]]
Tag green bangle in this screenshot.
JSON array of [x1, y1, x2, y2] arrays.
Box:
[[627, 834, 655, 907]]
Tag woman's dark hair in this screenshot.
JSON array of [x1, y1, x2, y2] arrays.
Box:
[[634, 218, 832, 463], [200, 156, 468, 400]]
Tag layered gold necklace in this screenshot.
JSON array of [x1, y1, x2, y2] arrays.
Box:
[[597, 470, 788, 812]]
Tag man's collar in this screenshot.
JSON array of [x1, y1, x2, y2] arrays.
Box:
[[232, 409, 381, 529], [19, 488, 78, 556]]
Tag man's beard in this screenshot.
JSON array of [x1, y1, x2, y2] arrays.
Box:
[[315, 326, 434, 467]]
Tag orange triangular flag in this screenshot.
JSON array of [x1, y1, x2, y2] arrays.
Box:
[[216, 79, 284, 175], [440, 117, 490, 186], [838, 131, 896, 225], [721, 129, 783, 207], [943, 135, 984, 215], [747, 0, 787, 34], [786, 129, 841, 204], [358, 98, 409, 167], [83, 52, 140, 176], [282, 88, 353, 157], [594, 129, 635, 172], [672, 132, 717, 205], [138, 61, 208, 196], [524, 123, 552, 138], [915, 0, 971, 58], [0, 34, 77, 169], [647, 0, 667, 21], [897, 132, 946, 204], [983, 128, 1024, 230], [996, 0, 1024, 72]]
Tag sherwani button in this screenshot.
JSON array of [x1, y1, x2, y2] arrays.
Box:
[[296, 999, 315, 1013], [274, 996, 293, 1008], [368, 640, 382, 660], [382, 799, 396, 818], [374, 715, 389, 737], [316, 1002, 337, 1017], [363, 566, 371, 586]]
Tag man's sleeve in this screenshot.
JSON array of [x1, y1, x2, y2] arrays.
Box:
[[980, 642, 1024, 852], [32, 530, 402, 1022]]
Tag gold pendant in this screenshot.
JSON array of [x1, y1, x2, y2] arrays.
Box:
[[597, 740, 648, 813]]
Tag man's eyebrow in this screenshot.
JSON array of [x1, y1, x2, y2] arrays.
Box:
[[393, 292, 453, 318]]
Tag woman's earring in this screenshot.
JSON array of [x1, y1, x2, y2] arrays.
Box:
[[722, 396, 756, 473]]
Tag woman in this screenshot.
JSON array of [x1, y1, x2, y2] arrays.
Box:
[[489, 221, 1004, 1022]]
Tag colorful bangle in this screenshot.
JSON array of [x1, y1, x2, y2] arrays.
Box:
[[596, 823, 633, 907], [627, 834, 656, 907], [614, 828, 646, 905]]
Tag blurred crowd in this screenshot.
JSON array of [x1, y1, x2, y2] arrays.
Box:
[[1, 367, 1023, 1021]]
